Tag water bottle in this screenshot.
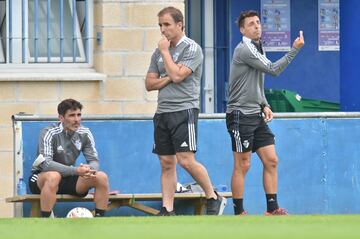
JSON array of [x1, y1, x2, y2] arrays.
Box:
[[17, 178, 27, 195]]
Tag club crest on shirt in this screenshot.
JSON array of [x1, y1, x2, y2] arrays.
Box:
[[172, 52, 180, 62], [74, 139, 82, 150]]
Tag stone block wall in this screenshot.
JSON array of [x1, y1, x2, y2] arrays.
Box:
[[0, 0, 184, 217]]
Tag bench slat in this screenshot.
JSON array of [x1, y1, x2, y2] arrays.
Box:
[[6, 192, 233, 216], [6, 192, 232, 202]]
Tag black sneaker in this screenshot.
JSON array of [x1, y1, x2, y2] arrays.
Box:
[[157, 207, 176, 216], [206, 191, 227, 215]]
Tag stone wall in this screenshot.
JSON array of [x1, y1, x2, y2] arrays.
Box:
[[0, 0, 184, 217]]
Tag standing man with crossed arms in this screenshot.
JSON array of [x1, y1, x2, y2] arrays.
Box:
[[226, 10, 304, 215], [146, 6, 227, 216]]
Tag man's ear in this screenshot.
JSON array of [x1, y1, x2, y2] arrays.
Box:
[[239, 27, 244, 35], [59, 114, 64, 122], [178, 22, 183, 30]]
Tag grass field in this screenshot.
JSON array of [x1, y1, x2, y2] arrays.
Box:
[[1, 215, 359, 239]]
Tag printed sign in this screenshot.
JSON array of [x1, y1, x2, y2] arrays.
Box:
[[318, 0, 340, 51], [261, 0, 291, 52]]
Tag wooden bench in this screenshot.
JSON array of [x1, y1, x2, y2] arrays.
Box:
[[6, 192, 232, 217]]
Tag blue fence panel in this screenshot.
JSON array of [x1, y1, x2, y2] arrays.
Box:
[[20, 117, 360, 216]]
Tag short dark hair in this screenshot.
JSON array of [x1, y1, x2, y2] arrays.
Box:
[[236, 10, 260, 28], [57, 99, 83, 116], [158, 6, 184, 30]]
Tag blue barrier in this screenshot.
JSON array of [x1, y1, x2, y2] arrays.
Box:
[[18, 115, 360, 216]]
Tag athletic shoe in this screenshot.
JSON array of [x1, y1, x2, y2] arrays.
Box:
[[206, 191, 227, 215], [265, 208, 288, 216], [236, 211, 248, 216], [157, 207, 176, 216], [41, 210, 55, 218]]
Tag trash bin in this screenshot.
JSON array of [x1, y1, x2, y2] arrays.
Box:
[[265, 89, 340, 112]]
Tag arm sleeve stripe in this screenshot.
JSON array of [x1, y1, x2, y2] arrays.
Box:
[[244, 41, 271, 66], [43, 127, 62, 158], [182, 38, 198, 67]]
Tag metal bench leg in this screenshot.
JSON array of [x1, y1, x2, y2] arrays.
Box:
[[194, 198, 206, 215], [108, 199, 160, 215], [31, 201, 41, 217], [128, 203, 159, 215]]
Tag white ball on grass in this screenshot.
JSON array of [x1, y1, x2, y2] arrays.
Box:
[[66, 207, 94, 218]]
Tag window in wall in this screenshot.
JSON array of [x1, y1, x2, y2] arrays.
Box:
[[3, 0, 92, 64]]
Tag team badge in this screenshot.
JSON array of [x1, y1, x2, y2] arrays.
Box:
[[172, 52, 180, 61], [74, 139, 82, 150], [242, 140, 249, 149]]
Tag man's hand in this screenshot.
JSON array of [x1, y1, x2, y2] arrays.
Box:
[[262, 106, 273, 123], [158, 36, 170, 52], [293, 30, 305, 49], [76, 163, 96, 179]]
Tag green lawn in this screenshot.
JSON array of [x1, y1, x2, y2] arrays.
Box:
[[1, 215, 359, 239]]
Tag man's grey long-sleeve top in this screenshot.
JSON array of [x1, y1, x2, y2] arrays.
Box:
[[226, 36, 300, 114], [32, 122, 100, 176]]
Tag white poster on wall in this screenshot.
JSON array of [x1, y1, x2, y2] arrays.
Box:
[[318, 0, 340, 51], [261, 0, 291, 52]]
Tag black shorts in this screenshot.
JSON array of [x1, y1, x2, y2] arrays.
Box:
[[152, 108, 199, 155], [28, 173, 88, 197], [226, 110, 275, 153]]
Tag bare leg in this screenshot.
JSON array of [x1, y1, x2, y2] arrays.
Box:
[[76, 171, 109, 210], [36, 172, 62, 212], [256, 145, 278, 194], [176, 152, 216, 199], [231, 151, 251, 198], [158, 155, 177, 211]]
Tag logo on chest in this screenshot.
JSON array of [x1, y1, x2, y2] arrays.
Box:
[[158, 52, 180, 63], [57, 145, 64, 153], [73, 139, 82, 150], [172, 52, 180, 62]]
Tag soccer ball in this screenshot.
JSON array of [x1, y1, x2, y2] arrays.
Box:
[[66, 207, 94, 218]]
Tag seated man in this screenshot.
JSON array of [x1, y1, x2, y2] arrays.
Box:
[[28, 99, 109, 217]]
